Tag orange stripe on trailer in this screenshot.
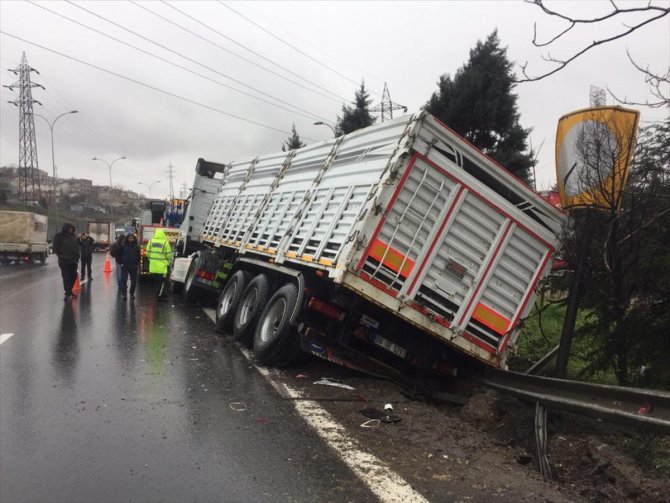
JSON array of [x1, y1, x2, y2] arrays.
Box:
[[285, 251, 297, 258], [471, 303, 510, 335], [368, 239, 415, 278], [300, 254, 314, 262], [318, 258, 333, 267]]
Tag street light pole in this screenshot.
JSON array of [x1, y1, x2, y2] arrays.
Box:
[[34, 110, 78, 235], [138, 180, 160, 199], [92, 155, 126, 188], [313, 121, 337, 136], [92, 156, 126, 224]]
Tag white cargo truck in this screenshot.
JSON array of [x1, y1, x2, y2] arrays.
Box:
[[174, 112, 566, 386], [87, 221, 114, 251], [0, 210, 49, 264]]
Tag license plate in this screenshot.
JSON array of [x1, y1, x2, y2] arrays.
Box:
[[372, 334, 407, 359]]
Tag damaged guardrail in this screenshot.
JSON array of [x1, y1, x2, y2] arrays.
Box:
[[484, 370, 670, 479]]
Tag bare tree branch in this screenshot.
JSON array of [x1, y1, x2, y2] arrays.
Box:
[[517, 0, 670, 83]]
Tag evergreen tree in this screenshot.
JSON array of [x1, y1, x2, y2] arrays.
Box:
[[336, 81, 376, 135], [425, 31, 534, 184], [282, 123, 306, 152]]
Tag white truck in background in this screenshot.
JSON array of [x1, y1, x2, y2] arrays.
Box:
[[172, 112, 566, 388], [0, 210, 49, 264], [87, 221, 114, 251]]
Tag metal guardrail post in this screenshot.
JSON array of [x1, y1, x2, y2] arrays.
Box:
[[534, 403, 552, 480]]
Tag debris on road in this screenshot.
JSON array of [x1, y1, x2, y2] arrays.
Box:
[[313, 377, 355, 390]]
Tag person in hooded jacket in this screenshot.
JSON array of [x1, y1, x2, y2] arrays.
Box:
[[119, 233, 141, 299], [109, 234, 126, 291], [52, 223, 80, 301], [78, 232, 95, 281], [145, 228, 172, 299]]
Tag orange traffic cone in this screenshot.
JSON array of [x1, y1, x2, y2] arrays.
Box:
[[73, 273, 81, 292], [103, 253, 112, 273]]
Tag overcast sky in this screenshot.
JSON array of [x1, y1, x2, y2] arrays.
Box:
[[1, 0, 668, 199]]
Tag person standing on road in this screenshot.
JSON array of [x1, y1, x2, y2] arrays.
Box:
[[78, 232, 94, 281], [146, 228, 172, 299], [109, 234, 125, 291], [119, 233, 141, 300], [52, 223, 80, 301]]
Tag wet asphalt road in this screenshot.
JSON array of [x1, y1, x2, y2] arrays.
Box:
[[0, 255, 374, 503]]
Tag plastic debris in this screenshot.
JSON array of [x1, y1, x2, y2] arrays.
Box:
[[637, 400, 653, 415], [295, 373, 309, 379], [360, 419, 381, 428], [383, 403, 394, 413], [229, 402, 247, 411], [359, 406, 401, 423], [313, 377, 355, 390]]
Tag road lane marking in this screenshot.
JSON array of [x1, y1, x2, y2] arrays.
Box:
[[0, 333, 15, 345], [201, 307, 429, 503]]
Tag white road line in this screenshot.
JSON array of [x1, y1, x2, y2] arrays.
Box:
[[0, 333, 15, 345], [200, 306, 428, 503]]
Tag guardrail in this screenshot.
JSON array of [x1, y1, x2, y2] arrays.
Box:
[[484, 370, 670, 479]]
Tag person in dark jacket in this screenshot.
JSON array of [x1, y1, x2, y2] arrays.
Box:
[[109, 234, 126, 291], [52, 223, 80, 301], [119, 233, 141, 299], [78, 233, 95, 281]]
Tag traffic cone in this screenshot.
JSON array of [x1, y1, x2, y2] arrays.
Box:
[[103, 253, 112, 273], [73, 273, 81, 292]]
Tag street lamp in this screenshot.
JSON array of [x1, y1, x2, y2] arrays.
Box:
[[138, 180, 160, 199], [92, 155, 126, 188], [34, 110, 78, 234], [313, 121, 337, 136]]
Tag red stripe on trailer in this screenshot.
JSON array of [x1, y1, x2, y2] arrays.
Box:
[[498, 248, 554, 354], [358, 272, 399, 298], [356, 156, 419, 272], [461, 330, 497, 353], [456, 222, 514, 328], [406, 185, 465, 296]]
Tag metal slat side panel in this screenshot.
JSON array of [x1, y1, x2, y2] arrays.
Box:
[[465, 227, 552, 352], [414, 115, 565, 243], [220, 152, 289, 246], [214, 159, 259, 246], [276, 117, 416, 265], [413, 191, 507, 322], [359, 159, 457, 294], [201, 160, 251, 245]]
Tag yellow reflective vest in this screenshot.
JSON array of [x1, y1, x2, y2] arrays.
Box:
[[146, 228, 172, 275]]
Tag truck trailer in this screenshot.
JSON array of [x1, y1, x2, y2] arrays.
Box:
[[87, 221, 114, 251], [173, 112, 566, 385], [0, 211, 49, 264]]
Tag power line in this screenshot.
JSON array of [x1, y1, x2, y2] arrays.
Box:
[[0, 30, 317, 140], [59, 1, 334, 125], [147, 0, 347, 103], [219, 1, 382, 97], [28, 0, 331, 124]]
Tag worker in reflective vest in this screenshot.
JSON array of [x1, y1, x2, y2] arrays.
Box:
[[146, 228, 172, 298]]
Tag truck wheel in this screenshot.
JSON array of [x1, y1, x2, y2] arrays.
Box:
[[215, 270, 250, 333], [39, 253, 46, 265], [253, 282, 301, 367], [232, 274, 270, 346], [183, 259, 201, 303]]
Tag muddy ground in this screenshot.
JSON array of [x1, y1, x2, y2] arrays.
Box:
[[269, 357, 669, 503]]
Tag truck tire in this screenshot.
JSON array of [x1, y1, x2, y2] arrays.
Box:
[[232, 274, 270, 346], [215, 270, 250, 334], [183, 258, 202, 303], [253, 282, 301, 367], [39, 253, 46, 265]]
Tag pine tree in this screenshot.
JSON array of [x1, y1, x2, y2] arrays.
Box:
[[336, 81, 376, 135], [282, 123, 306, 152], [425, 31, 534, 184]]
